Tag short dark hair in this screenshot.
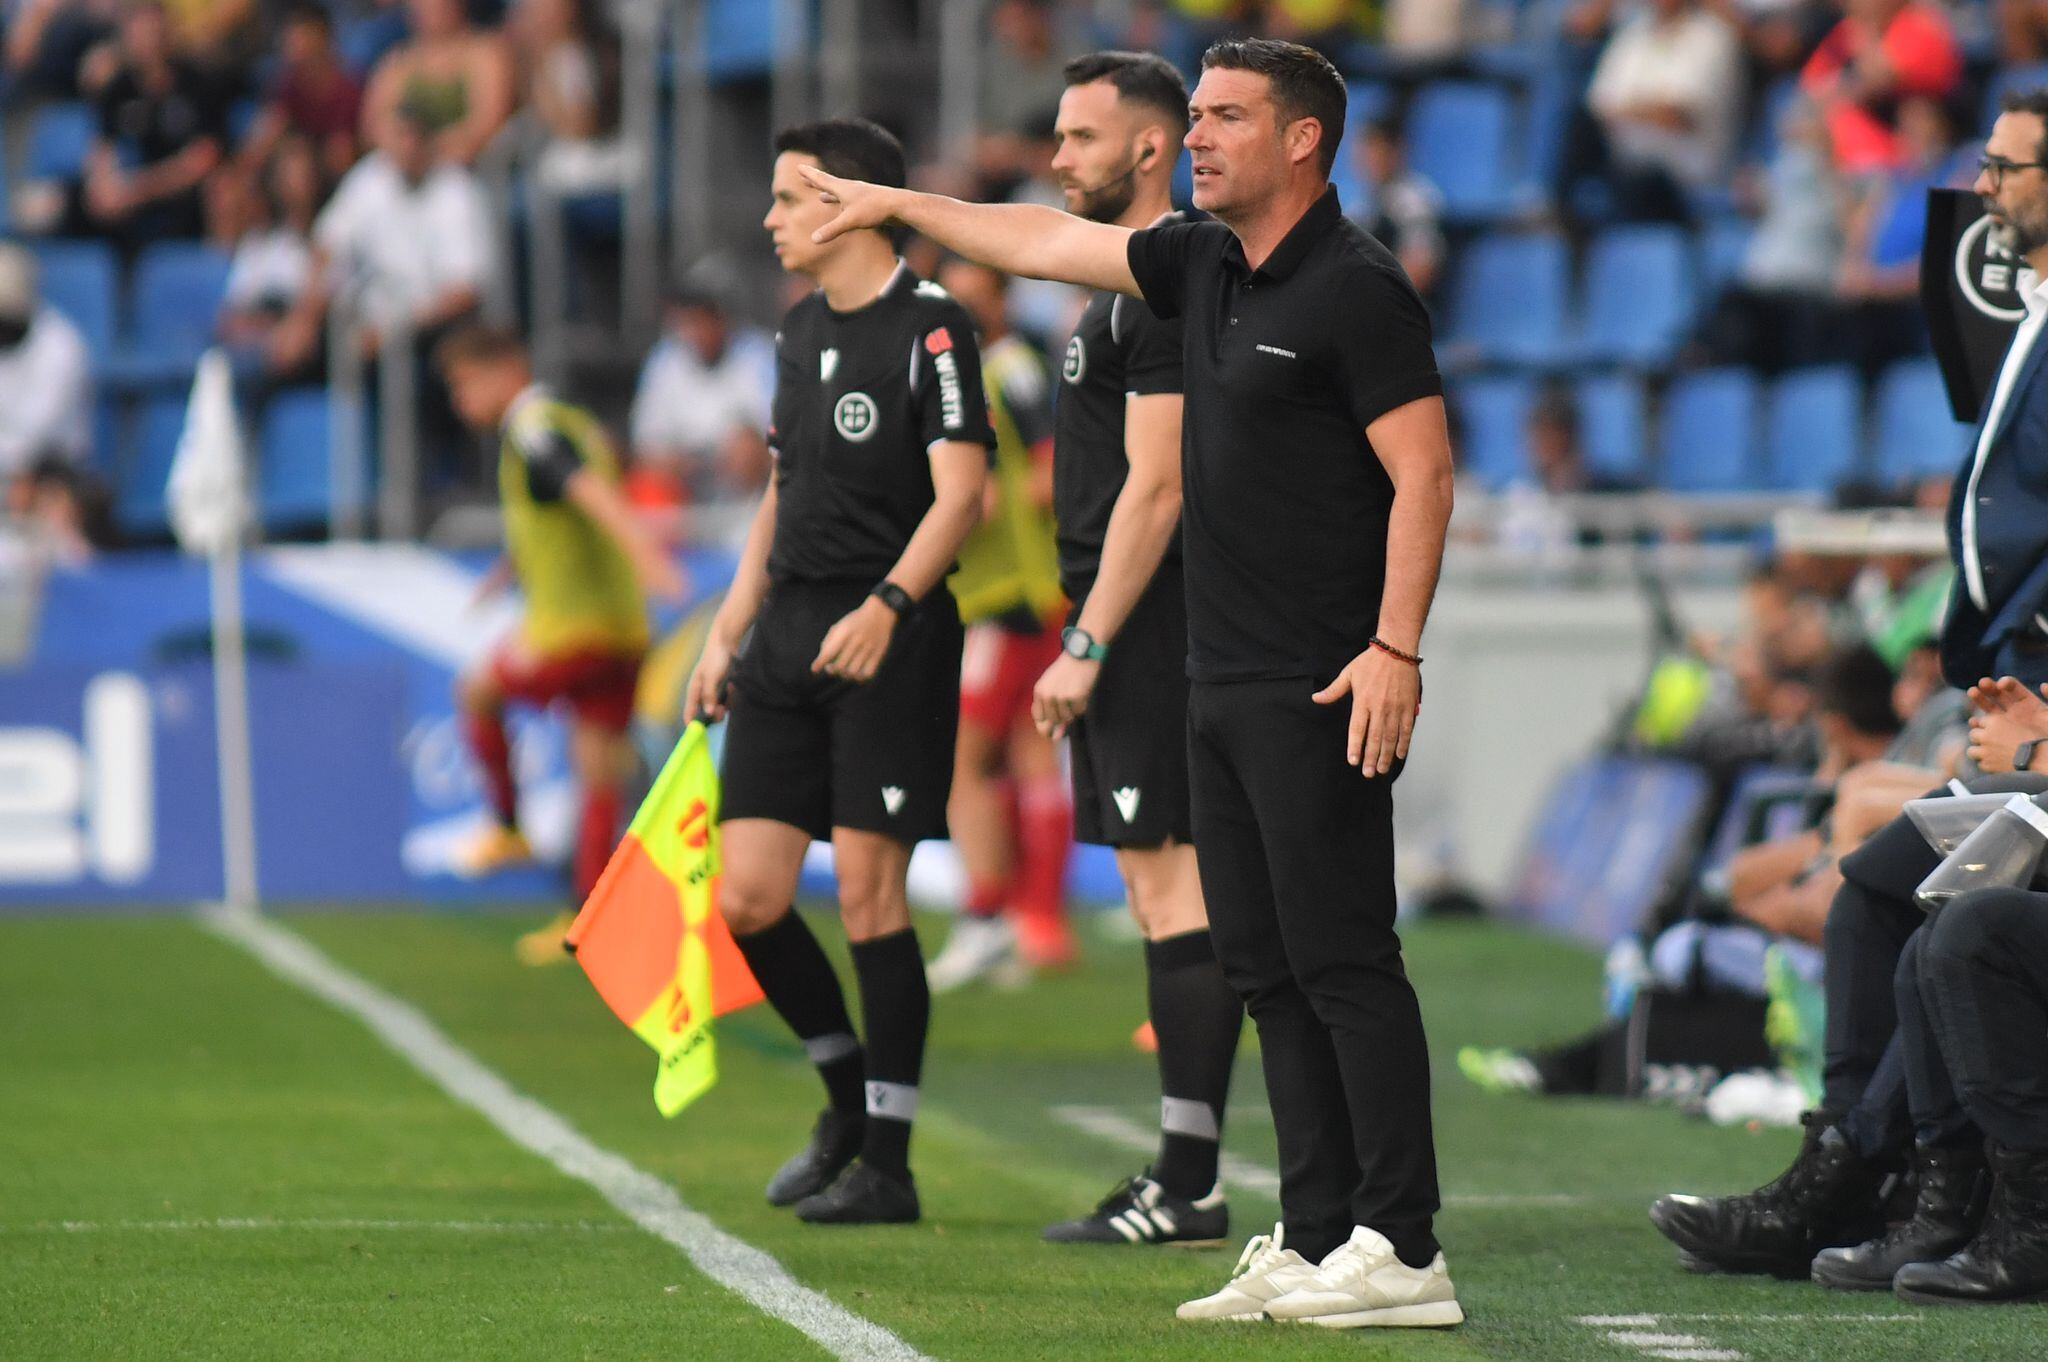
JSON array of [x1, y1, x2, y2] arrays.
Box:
[[1063, 50, 1190, 140], [435, 323, 528, 374], [1201, 37, 1347, 177], [773, 118, 906, 190], [2001, 87, 2048, 160], [1817, 643, 1901, 739]]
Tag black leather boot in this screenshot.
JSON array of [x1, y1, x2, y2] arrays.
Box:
[[1650, 1111, 1893, 1277], [1811, 1143, 1990, 1291], [1894, 1143, 2048, 1305]]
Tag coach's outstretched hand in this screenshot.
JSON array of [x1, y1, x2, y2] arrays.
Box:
[[1314, 648, 1421, 778], [797, 163, 901, 244]]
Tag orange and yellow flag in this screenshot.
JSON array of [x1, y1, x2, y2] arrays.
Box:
[[566, 721, 762, 1115]]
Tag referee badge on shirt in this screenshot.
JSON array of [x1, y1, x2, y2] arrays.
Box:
[[834, 392, 878, 442]]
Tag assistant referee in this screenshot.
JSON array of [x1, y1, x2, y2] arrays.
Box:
[[801, 37, 1460, 1330]]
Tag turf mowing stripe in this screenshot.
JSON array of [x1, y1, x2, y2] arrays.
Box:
[[1052, 1105, 1595, 1208], [51, 1220, 600, 1233], [199, 905, 934, 1362]]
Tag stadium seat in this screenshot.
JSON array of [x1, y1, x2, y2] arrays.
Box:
[[25, 101, 94, 182], [1445, 231, 1570, 366], [259, 388, 335, 533], [31, 240, 117, 356], [1328, 81, 1393, 212], [1874, 357, 1974, 484], [336, 9, 408, 78], [1763, 365, 1863, 493], [116, 395, 189, 537], [1658, 368, 1759, 492], [705, 0, 801, 81], [1984, 62, 2048, 133], [1405, 82, 1517, 222], [1574, 225, 1694, 367], [1452, 374, 1536, 487], [1698, 217, 1752, 299], [1574, 373, 1647, 482], [105, 242, 232, 390]]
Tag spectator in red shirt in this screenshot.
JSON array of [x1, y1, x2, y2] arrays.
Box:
[[1801, 0, 1962, 173], [240, 2, 364, 184]]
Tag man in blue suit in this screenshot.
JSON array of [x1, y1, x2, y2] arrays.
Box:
[[1945, 91, 2048, 691]]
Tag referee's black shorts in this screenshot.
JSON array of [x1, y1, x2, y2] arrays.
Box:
[[720, 578, 962, 844], [1067, 561, 1193, 849]]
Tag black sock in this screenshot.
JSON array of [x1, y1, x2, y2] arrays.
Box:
[[1147, 929, 1244, 1199], [733, 911, 866, 1116], [850, 928, 929, 1178]]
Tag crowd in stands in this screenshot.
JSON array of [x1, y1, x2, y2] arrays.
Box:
[[0, 0, 2037, 555]]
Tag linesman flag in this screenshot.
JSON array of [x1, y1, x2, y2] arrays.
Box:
[[567, 722, 762, 1115]]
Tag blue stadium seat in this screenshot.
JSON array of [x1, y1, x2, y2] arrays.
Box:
[[1874, 358, 1974, 484], [705, 0, 802, 81], [117, 396, 189, 537], [1574, 373, 1647, 482], [1659, 368, 1759, 492], [31, 240, 117, 356], [1405, 82, 1516, 222], [1764, 365, 1863, 493], [105, 243, 232, 389], [1698, 217, 1752, 298], [25, 101, 94, 181], [1984, 63, 2048, 134], [259, 389, 335, 532], [337, 10, 408, 78], [1575, 225, 1694, 367], [1452, 374, 1535, 487], [1446, 231, 1569, 366]]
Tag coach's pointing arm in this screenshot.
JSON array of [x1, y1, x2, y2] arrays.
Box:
[[799, 164, 1143, 297]]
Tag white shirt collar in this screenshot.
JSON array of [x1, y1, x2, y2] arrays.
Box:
[[2022, 268, 2048, 321]]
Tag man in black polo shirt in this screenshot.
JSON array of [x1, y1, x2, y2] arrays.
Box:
[[684, 118, 992, 1227], [801, 37, 1460, 1327], [1028, 51, 1247, 1251]]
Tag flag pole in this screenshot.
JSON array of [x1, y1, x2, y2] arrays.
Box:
[[210, 527, 259, 913], [172, 350, 260, 914]]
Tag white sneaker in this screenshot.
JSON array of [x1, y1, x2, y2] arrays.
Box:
[[1264, 1226, 1463, 1329], [926, 915, 1016, 993], [1175, 1223, 1319, 1321]]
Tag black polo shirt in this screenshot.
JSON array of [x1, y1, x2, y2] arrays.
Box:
[[766, 262, 995, 585], [1126, 186, 1442, 683]]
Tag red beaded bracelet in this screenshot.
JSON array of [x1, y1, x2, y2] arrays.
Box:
[[1369, 636, 1423, 667]]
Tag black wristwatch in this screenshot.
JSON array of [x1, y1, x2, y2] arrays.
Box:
[[2017, 738, 2045, 772], [1061, 626, 1107, 661], [870, 580, 915, 617]]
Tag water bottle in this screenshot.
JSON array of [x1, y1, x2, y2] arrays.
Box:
[[1914, 794, 2048, 912], [1905, 792, 2021, 856]]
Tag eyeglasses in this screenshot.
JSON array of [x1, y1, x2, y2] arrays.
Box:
[[1980, 154, 2048, 188]]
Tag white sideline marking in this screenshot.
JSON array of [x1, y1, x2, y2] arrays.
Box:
[[200, 905, 932, 1362], [22, 1218, 629, 1234], [1575, 1309, 1924, 1362], [1051, 1105, 1589, 1207]]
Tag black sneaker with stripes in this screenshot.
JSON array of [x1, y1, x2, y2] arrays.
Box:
[[1043, 1173, 1228, 1246]]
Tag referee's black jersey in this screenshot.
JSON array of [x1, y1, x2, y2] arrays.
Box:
[[1054, 226, 1186, 594], [1125, 187, 1442, 684], [766, 262, 996, 584]]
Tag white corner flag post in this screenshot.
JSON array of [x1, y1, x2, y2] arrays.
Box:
[[168, 350, 259, 915]]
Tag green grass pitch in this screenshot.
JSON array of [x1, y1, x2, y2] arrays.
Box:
[[3, 908, 2041, 1360]]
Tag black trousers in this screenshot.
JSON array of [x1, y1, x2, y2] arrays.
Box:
[[1828, 774, 2048, 1151], [1187, 678, 1439, 1265], [1917, 886, 2048, 1152]]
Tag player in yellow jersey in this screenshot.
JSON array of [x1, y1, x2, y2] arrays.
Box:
[[436, 325, 686, 962], [927, 257, 1077, 988]]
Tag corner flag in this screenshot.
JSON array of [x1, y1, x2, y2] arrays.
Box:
[[566, 721, 762, 1115]]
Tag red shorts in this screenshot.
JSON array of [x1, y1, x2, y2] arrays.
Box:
[[488, 639, 643, 732], [959, 619, 1063, 735]]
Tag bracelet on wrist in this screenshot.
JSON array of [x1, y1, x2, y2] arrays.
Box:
[[1369, 636, 1422, 667], [870, 580, 915, 617]]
